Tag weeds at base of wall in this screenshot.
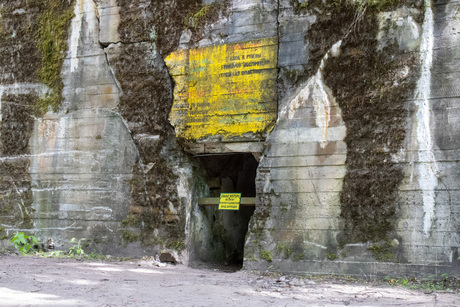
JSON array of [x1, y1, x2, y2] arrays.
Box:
[[383, 275, 460, 292], [10, 232, 38, 254], [7, 233, 105, 260]]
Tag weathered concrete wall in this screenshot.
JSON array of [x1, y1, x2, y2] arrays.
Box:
[[0, 1, 45, 243], [0, 0, 458, 277], [244, 0, 459, 277], [398, 0, 460, 266], [29, 0, 139, 252], [0, 0, 207, 258]]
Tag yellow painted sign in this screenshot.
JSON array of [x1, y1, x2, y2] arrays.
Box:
[[164, 37, 278, 142], [218, 193, 241, 210]]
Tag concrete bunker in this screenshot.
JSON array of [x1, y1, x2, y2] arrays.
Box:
[[196, 153, 258, 266], [164, 38, 278, 266]]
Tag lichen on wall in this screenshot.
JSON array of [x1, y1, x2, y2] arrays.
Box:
[[245, 0, 424, 272], [320, 2, 422, 244], [0, 1, 45, 240], [113, 0, 220, 254], [34, 1, 75, 114]]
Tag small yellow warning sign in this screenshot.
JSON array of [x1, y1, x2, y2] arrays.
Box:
[[218, 193, 241, 210]]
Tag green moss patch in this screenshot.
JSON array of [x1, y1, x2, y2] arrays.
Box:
[[0, 160, 34, 229], [184, 1, 229, 36], [34, 1, 75, 114], [368, 241, 398, 262], [320, 5, 420, 243], [0, 2, 41, 84], [261, 250, 272, 261], [0, 94, 37, 156]]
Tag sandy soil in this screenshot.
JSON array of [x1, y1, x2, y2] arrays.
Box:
[[0, 254, 458, 306]]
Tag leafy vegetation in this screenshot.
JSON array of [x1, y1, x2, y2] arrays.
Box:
[[383, 274, 460, 292], [68, 237, 86, 256], [10, 232, 38, 254], [261, 250, 272, 261]]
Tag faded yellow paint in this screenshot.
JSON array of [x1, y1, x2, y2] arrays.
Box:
[[165, 37, 278, 141]]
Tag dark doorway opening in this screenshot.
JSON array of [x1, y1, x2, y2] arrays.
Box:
[[196, 153, 258, 267]]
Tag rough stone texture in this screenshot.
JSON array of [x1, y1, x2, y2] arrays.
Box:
[[245, 0, 347, 266], [0, 2, 43, 244], [397, 0, 460, 265], [0, 0, 459, 277], [167, 0, 280, 264], [113, 0, 212, 259], [244, 0, 459, 278], [28, 0, 138, 253]]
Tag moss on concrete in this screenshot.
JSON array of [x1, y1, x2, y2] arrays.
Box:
[[0, 226, 6, 240], [34, 1, 75, 113], [115, 0, 208, 253], [368, 241, 398, 262], [261, 250, 272, 261], [276, 243, 294, 259], [0, 2, 41, 84], [299, 1, 422, 244], [0, 94, 37, 156], [184, 1, 230, 44], [0, 160, 34, 229], [122, 230, 140, 243]]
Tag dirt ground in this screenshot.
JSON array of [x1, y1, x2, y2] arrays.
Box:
[[0, 254, 458, 307]]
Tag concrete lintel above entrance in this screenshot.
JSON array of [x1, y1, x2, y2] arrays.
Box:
[[184, 141, 265, 155]]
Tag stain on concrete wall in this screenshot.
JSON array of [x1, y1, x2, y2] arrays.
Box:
[[165, 37, 278, 142]]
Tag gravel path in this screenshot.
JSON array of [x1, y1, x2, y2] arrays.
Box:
[[0, 254, 458, 306]]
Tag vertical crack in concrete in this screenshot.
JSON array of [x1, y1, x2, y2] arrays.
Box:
[[101, 46, 123, 94], [92, 0, 123, 94], [91, 0, 152, 208]]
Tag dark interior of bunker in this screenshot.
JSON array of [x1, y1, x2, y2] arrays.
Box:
[[196, 153, 258, 266]]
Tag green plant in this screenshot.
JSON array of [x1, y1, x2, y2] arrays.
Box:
[[261, 250, 272, 261], [397, 277, 408, 287], [68, 237, 85, 256], [10, 232, 38, 254], [327, 253, 339, 260]]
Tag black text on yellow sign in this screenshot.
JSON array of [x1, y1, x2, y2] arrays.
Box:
[[218, 193, 241, 211]]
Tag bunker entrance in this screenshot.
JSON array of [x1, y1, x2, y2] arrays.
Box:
[[196, 153, 258, 266]]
